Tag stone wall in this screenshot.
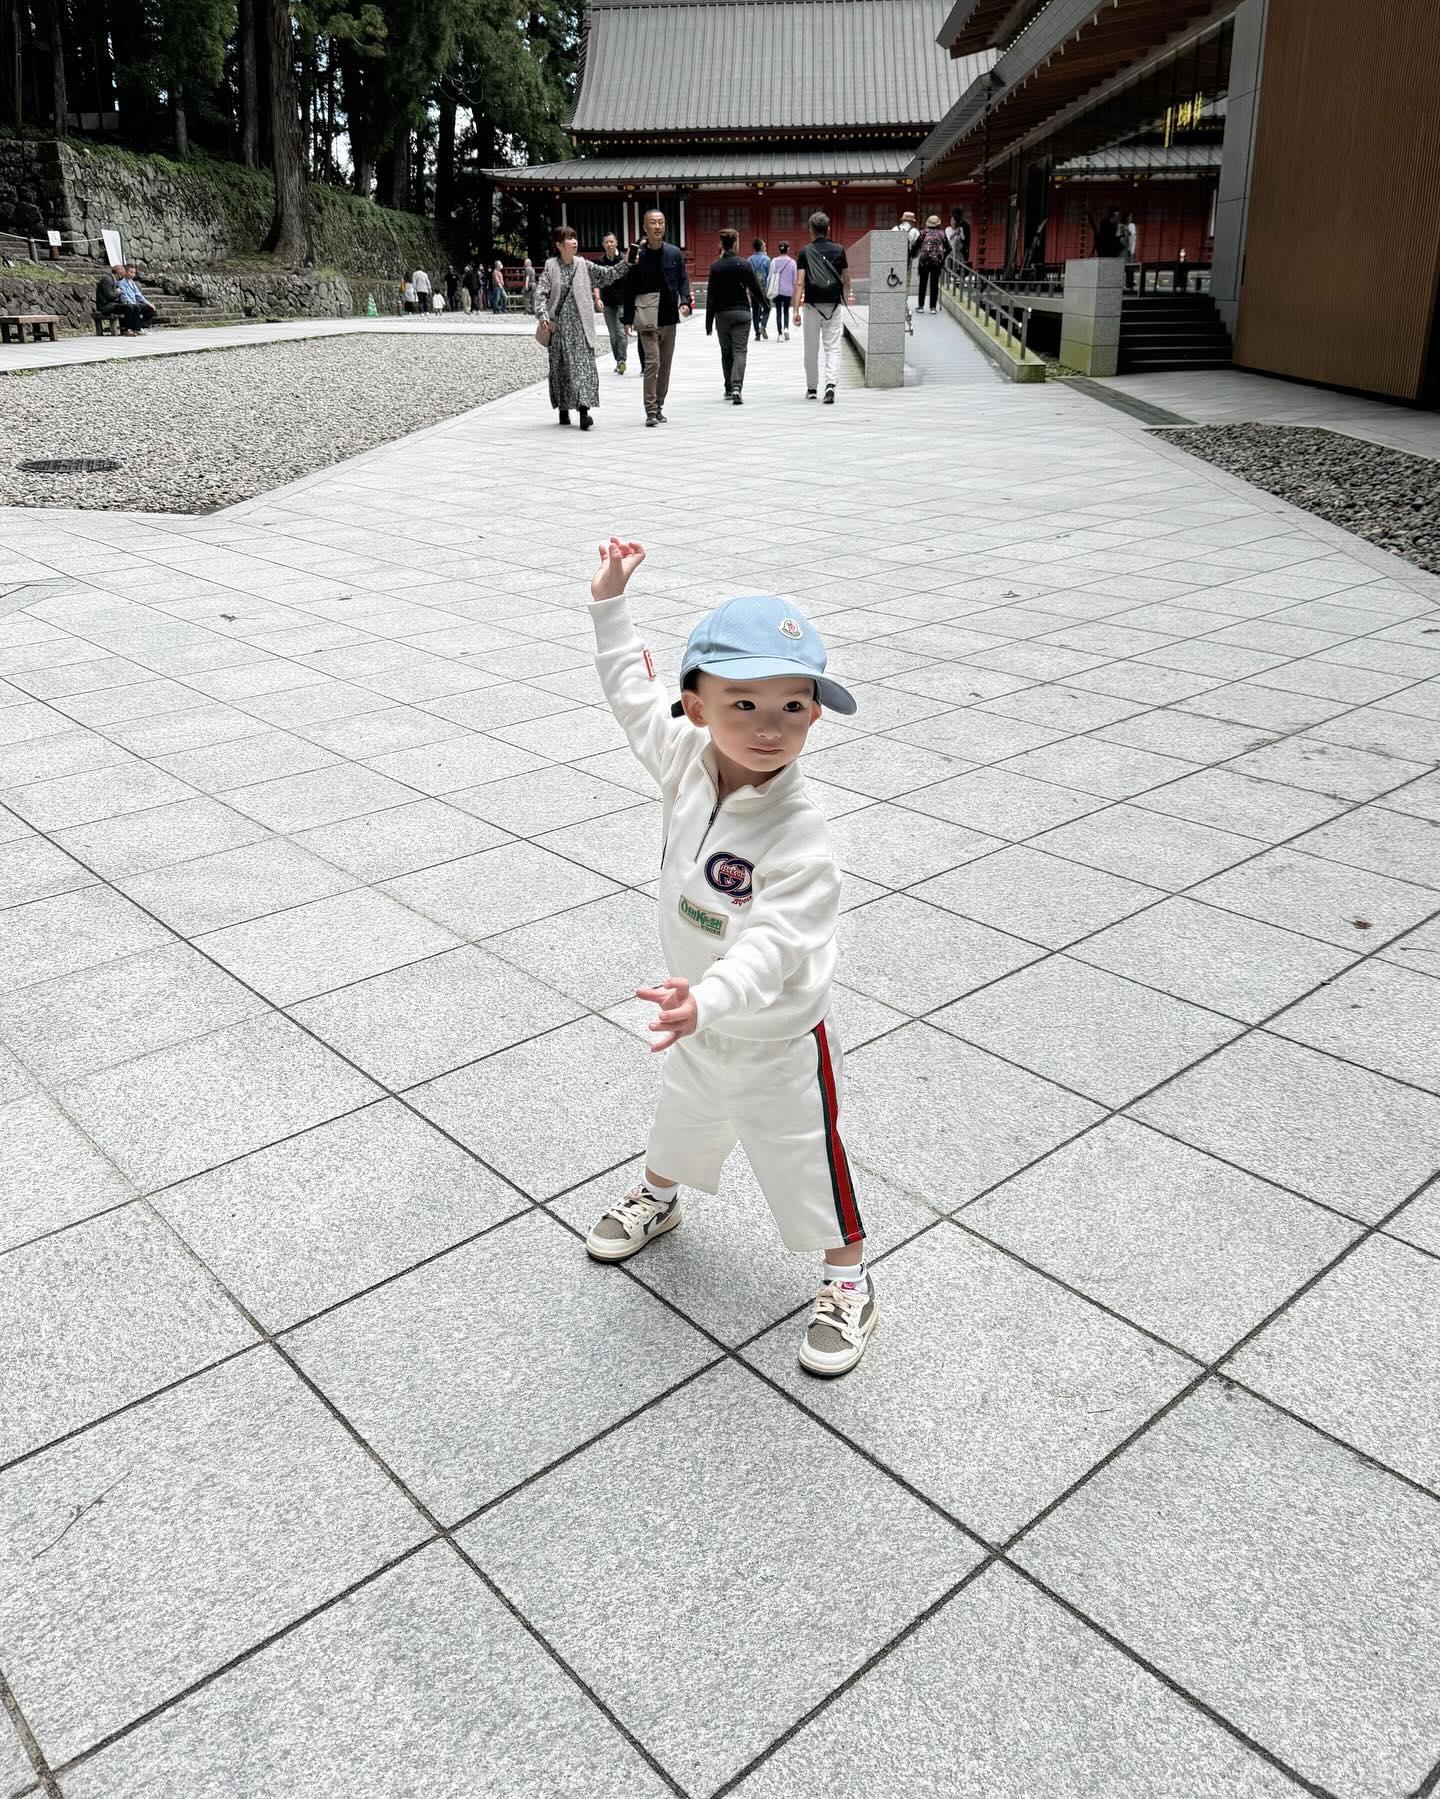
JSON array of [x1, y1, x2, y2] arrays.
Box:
[[0, 137, 444, 282], [0, 268, 95, 333]]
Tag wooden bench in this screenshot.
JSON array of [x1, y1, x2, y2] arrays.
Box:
[[93, 311, 127, 336], [0, 313, 59, 345]]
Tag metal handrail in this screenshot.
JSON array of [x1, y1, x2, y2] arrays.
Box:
[[941, 254, 1034, 359]]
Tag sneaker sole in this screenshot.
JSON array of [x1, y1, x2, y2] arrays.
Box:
[[585, 1206, 683, 1262], [798, 1304, 877, 1377]]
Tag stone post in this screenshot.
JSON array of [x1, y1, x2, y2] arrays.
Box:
[[862, 227, 907, 388], [1059, 256, 1123, 376]]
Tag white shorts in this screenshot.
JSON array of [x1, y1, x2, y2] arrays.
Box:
[[645, 1018, 864, 1253]]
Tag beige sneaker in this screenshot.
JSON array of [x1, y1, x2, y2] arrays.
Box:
[[585, 1183, 682, 1262], [799, 1276, 877, 1377]]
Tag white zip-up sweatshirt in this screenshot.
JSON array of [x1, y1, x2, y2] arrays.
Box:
[[590, 593, 840, 1041]]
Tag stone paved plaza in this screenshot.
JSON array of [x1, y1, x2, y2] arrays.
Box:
[[2, 320, 1439, 1799]]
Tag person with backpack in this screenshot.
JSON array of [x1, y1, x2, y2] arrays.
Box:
[[747, 237, 772, 341], [792, 210, 851, 404], [916, 214, 949, 313]]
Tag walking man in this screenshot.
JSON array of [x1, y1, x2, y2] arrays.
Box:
[[793, 211, 851, 405], [597, 231, 630, 373], [412, 265, 432, 313], [707, 227, 765, 404], [747, 237, 772, 340], [623, 208, 692, 426]]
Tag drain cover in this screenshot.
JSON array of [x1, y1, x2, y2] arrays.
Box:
[[16, 456, 119, 474]]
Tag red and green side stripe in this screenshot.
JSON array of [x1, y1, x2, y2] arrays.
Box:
[[813, 1021, 864, 1245]]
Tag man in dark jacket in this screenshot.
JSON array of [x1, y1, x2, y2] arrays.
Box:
[[622, 209, 692, 425], [95, 266, 142, 336], [706, 228, 765, 403]]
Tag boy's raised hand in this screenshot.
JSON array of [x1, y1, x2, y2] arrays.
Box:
[[590, 536, 646, 603], [635, 975, 698, 1052]]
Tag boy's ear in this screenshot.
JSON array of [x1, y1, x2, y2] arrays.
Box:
[[679, 690, 706, 727]]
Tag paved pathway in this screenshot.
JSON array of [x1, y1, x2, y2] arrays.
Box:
[[1104, 364, 1440, 458], [2, 315, 1439, 1799]]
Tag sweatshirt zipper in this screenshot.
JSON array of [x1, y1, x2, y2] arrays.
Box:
[[695, 795, 722, 859]]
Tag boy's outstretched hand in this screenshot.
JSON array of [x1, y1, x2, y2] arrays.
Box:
[[591, 536, 646, 603], [636, 976, 698, 1051]]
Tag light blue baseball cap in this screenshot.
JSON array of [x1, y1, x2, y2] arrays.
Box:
[[669, 594, 857, 717]]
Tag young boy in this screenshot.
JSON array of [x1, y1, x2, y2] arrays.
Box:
[[584, 537, 875, 1377]]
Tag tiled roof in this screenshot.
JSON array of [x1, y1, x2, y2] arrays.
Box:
[[486, 147, 922, 187], [569, 0, 994, 134]]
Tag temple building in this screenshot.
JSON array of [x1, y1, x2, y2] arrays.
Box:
[[488, 0, 994, 264]]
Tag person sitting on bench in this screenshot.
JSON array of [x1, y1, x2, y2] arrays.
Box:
[[95, 266, 143, 336], [118, 265, 157, 332]]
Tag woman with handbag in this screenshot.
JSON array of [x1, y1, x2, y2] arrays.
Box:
[[534, 225, 629, 429], [768, 241, 797, 340]]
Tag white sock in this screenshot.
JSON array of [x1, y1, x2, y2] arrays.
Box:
[[643, 1177, 678, 1207], [822, 1257, 866, 1289]]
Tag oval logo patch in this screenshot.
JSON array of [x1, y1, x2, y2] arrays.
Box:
[[778, 618, 803, 640], [705, 852, 754, 902]]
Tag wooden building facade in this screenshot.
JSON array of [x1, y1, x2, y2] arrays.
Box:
[[488, 0, 994, 266]]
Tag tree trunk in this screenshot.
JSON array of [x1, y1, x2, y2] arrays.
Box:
[[388, 123, 407, 210], [262, 0, 313, 266], [238, 0, 259, 165], [1, 0, 22, 131], [435, 93, 455, 230], [44, 0, 65, 129], [173, 82, 188, 158]]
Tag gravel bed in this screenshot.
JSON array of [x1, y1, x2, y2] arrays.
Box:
[[1150, 423, 1440, 574], [0, 334, 548, 514]]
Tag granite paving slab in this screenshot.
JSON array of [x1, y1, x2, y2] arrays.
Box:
[[1227, 1233, 1440, 1491], [733, 1564, 1299, 1799], [0, 942, 266, 1085], [153, 1101, 525, 1330], [746, 1223, 1193, 1538], [287, 1209, 714, 1521], [931, 956, 1241, 1106], [966, 1118, 1358, 1359], [55, 1013, 380, 1192], [59, 1545, 674, 1799], [0, 1092, 134, 1252], [0, 1204, 255, 1464], [460, 1363, 980, 1795], [407, 1014, 662, 1199], [1013, 1382, 1440, 1799], [1133, 1030, 1440, 1222], [0, 1350, 427, 1767]]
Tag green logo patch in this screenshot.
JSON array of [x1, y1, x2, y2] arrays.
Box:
[[678, 894, 728, 939]]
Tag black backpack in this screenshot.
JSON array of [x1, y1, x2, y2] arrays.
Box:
[[802, 242, 843, 303]]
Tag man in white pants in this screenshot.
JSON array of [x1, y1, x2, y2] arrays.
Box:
[[793, 210, 852, 405]]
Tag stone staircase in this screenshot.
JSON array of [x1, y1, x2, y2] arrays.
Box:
[[1118, 292, 1233, 373], [0, 235, 250, 330]]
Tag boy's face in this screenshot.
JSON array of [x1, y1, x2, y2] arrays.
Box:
[[683, 673, 821, 777]]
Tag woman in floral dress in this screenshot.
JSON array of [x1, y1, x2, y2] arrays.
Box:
[[534, 226, 630, 429]]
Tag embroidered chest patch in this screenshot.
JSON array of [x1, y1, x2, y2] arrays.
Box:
[[678, 894, 728, 939], [705, 852, 754, 905]]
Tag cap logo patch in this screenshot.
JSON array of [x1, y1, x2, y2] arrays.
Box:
[[778, 618, 803, 640], [705, 852, 754, 904]]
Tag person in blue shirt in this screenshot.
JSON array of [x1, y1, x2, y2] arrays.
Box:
[[118, 265, 157, 332], [747, 237, 772, 341]]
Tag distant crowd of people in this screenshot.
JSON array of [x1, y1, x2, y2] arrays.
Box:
[[398, 260, 541, 315], [531, 206, 855, 430]]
